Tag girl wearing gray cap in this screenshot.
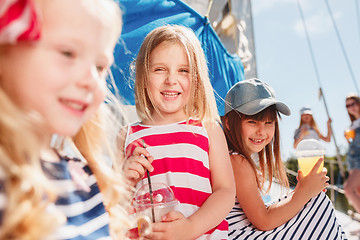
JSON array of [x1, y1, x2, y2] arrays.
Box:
[[222, 79, 347, 239]]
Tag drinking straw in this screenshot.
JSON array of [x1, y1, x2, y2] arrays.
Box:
[[143, 140, 155, 222]]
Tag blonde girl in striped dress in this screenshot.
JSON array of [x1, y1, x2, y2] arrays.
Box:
[[0, 0, 130, 239], [118, 25, 235, 239], [222, 79, 347, 239]]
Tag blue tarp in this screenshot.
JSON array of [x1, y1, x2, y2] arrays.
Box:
[[113, 0, 244, 115]]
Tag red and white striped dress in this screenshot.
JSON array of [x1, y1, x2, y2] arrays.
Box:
[[124, 119, 229, 240]]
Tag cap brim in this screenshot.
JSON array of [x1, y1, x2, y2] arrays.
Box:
[[236, 98, 291, 116]]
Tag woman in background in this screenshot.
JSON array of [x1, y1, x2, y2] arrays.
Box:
[[293, 106, 332, 148]]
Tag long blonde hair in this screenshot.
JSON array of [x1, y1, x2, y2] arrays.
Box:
[[298, 114, 321, 136], [0, 0, 131, 239], [71, 1, 132, 237], [0, 88, 64, 239], [134, 25, 219, 123], [72, 97, 132, 238]]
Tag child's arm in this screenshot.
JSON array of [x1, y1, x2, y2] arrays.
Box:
[[149, 122, 235, 240], [116, 127, 154, 187], [319, 118, 332, 142], [233, 155, 329, 231]]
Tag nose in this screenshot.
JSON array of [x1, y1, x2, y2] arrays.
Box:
[[255, 123, 265, 135], [165, 71, 178, 85], [77, 65, 100, 91]]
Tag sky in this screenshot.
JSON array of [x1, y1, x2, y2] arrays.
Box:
[[250, 0, 360, 161]]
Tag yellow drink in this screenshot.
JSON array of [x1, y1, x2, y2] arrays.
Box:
[[345, 129, 355, 141], [298, 156, 324, 176]]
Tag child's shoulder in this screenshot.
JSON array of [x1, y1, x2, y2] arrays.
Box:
[[202, 120, 224, 139], [230, 154, 257, 182], [122, 121, 145, 134], [202, 120, 221, 131], [230, 153, 252, 169]]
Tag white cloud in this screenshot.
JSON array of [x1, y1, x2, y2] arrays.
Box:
[[252, 0, 294, 15], [293, 10, 342, 36]]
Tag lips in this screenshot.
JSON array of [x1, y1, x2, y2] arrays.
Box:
[[60, 98, 88, 112], [250, 138, 264, 145], [161, 91, 180, 99]]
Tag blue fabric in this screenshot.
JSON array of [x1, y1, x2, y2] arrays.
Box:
[[112, 0, 244, 115]]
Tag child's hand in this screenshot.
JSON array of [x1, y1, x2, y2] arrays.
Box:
[[123, 146, 154, 185], [145, 211, 193, 240], [327, 118, 332, 127], [296, 158, 329, 199]]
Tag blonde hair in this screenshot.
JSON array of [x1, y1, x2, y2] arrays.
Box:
[[72, 99, 132, 239], [70, 1, 132, 237], [0, 89, 65, 239], [134, 25, 219, 123], [222, 106, 289, 193], [0, 0, 131, 239], [298, 114, 321, 136]]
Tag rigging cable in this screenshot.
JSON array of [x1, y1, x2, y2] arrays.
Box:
[[296, 0, 345, 178], [356, 0, 360, 45], [325, 0, 360, 95], [205, 0, 213, 19]]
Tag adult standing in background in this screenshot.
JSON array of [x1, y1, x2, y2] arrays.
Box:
[[293, 106, 332, 148], [344, 94, 360, 219]]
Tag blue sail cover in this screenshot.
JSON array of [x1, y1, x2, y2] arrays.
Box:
[[113, 0, 244, 115]]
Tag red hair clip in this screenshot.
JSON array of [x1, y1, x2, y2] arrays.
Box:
[[0, 0, 40, 44]]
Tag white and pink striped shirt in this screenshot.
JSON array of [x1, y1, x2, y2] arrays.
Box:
[[125, 119, 228, 240]]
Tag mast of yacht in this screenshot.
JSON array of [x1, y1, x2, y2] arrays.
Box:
[[183, 0, 257, 79]]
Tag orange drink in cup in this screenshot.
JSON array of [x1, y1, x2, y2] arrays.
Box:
[[296, 139, 325, 176], [345, 128, 355, 142], [297, 156, 324, 176]]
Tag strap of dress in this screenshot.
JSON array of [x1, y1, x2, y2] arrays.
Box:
[[229, 150, 245, 158]]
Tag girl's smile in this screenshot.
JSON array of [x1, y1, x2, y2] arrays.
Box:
[[59, 97, 90, 115], [249, 138, 265, 145], [161, 90, 181, 99], [241, 119, 275, 154]]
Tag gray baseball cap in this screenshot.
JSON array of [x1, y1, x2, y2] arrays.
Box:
[[224, 78, 291, 116]]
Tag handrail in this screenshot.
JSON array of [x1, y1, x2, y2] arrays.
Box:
[[327, 184, 345, 195]]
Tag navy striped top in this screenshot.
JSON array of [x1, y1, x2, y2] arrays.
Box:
[[226, 192, 348, 239], [0, 155, 111, 240]]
